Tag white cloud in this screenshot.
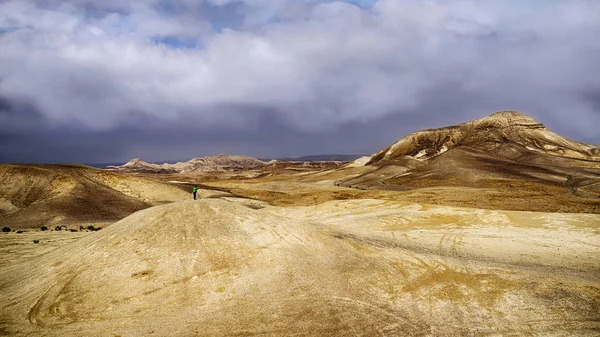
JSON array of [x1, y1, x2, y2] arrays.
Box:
[[0, 0, 599, 137]]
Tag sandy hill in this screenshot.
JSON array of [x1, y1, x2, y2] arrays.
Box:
[[337, 111, 600, 213], [107, 154, 266, 173], [0, 164, 189, 228], [1, 198, 598, 335]]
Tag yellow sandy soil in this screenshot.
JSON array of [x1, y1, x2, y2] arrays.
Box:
[[1, 198, 598, 336]]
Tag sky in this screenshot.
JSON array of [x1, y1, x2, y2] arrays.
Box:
[[1, 0, 600, 163]]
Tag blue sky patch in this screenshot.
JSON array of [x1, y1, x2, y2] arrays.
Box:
[[152, 36, 203, 49], [338, 0, 377, 9]]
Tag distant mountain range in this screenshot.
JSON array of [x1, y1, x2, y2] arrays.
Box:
[[86, 155, 363, 169], [106, 155, 265, 173], [102, 154, 362, 173]]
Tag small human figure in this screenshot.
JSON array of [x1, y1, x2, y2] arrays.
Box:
[[192, 185, 199, 200]]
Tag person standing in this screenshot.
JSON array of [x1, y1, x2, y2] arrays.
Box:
[[192, 185, 199, 200]]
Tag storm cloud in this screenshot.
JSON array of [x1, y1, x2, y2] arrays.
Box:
[[1, 0, 599, 163]]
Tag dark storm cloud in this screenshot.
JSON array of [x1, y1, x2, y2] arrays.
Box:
[[0, 96, 12, 114], [1, 0, 600, 163], [582, 89, 600, 115]]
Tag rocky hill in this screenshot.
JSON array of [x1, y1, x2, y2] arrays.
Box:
[[368, 111, 600, 165], [337, 111, 600, 213]]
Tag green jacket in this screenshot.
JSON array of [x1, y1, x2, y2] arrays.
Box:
[[192, 186, 198, 193]]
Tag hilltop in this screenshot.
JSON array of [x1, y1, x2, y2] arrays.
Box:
[[368, 111, 600, 165]]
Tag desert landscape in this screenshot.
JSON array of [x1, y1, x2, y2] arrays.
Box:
[[0, 111, 599, 336]]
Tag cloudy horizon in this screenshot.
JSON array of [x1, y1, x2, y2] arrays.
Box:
[[1, 0, 600, 163]]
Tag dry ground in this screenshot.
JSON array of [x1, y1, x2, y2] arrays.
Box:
[[1, 197, 599, 335], [0, 166, 599, 336]]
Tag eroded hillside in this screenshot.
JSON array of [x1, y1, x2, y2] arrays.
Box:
[[335, 111, 600, 213], [0, 164, 189, 228]]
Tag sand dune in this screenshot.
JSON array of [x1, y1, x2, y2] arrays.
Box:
[[1, 199, 598, 336]]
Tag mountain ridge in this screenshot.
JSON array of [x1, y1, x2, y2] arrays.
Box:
[[107, 154, 267, 173], [107, 154, 360, 174]]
